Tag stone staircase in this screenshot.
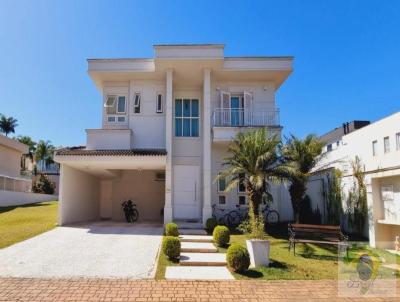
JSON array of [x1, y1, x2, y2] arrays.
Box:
[[164, 229, 233, 280]]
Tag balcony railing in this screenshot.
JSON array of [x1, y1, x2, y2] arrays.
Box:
[[212, 109, 280, 127]]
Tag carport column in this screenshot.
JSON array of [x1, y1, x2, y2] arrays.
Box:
[[164, 69, 173, 225], [202, 68, 212, 225]]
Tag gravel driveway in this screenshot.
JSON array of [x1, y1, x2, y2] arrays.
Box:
[[0, 222, 163, 278]]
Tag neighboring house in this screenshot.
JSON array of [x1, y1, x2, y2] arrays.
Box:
[[312, 112, 400, 250], [32, 160, 60, 195], [54, 44, 293, 226], [0, 134, 31, 192]]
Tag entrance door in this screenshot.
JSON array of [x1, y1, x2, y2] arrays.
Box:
[[173, 165, 200, 220]]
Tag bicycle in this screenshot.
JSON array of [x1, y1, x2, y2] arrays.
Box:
[[211, 204, 230, 226], [261, 203, 279, 226], [121, 199, 139, 223]]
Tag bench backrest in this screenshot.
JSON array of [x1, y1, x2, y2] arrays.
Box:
[[289, 223, 344, 241]]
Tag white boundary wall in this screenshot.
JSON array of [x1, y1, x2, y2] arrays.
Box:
[[0, 190, 58, 207]]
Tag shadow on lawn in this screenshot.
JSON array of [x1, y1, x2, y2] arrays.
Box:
[[0, 202, 53, 214]]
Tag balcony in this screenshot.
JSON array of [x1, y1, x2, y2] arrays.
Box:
[[212, 108, 279, 127], [212, 109, 281, 142]]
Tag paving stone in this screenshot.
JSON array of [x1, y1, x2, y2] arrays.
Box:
[[165, 266, 234, 280], [179, 229, 207, 235], [180, 242, 217, 253], [180, 252, 227, 266], [179, 235, 213, 242]]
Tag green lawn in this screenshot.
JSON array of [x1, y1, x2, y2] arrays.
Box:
[[0, 201, 58, 249], [219, 226, 400, 280]]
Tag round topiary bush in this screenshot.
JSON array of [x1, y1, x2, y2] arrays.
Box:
[[205, 217, 217, 234], [213, 225, 230, 247], [226, 243, 250, 272], [162, 236, 181, 259], [165, 222, 179, 237]]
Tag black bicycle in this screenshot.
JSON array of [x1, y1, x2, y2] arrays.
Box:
[[261, 203, 280, 226], [121, 199, 139, 223], [211, 204, 231, 226]]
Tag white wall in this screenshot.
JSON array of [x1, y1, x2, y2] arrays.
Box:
[[0, 191, 57, 207], [86, 129, 132, 150], [0, 144, 23, 178], [59, 165, 100, 225]]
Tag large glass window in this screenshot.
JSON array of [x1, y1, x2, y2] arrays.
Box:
[[117, 96, 126, 113], [174, 99, 199, 137]]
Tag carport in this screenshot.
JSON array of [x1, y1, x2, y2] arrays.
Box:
[[55, 148, 166, 226]]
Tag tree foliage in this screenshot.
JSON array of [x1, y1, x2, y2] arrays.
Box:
[[0, 114, 18, 136]]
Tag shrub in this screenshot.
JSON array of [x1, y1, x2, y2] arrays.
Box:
[[212, 225, 230, 247], [165, 222, 179, 237], [226, 243, 250, 272], [205, 217, 217, 233], [162, 236, 180, 259], [31, 173, 55, 195]]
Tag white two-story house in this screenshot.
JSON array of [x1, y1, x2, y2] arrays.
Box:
[[54, 44, 293, 226]]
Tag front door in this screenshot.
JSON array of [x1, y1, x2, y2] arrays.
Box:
[[173, 165, 200, 220]]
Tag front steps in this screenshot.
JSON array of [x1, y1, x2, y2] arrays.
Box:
[[181, 242, 218, 253], [180, 252, 227, 266], [165, 232, 234, 280]]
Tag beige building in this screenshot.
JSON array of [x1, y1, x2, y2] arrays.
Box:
[[55, 44, 293, 226]]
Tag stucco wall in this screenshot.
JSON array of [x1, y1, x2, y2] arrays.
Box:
[[59, 165, 100, 225], [0, 144, 22, 178], [111, 170, 165, 222], [0, 191, 57, 207]]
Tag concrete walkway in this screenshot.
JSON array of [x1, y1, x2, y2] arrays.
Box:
[[0, 222, 163, 279], [0, 278, 398, 301]]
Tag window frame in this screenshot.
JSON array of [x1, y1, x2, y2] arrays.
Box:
[[218, 195, 226, 205], [238, 195, 247, 206], [372, 140, 378, 156], [174, 98, 200, 138], [116, 96, 126, 114], [396, 132, 400, 151], [156, 93, 163, 113], [384, 136, 390, 153], [133, 92, 141, 114], [217, 174, 226, 193], [238, 173, 246, 193]]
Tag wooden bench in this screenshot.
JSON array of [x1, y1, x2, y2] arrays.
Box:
[[288, 223, 349, 257]]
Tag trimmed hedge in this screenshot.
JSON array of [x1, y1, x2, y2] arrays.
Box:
[[205, 217, 217, 233], [165, 222, 179, 237], [226, 243, 250, 272], [162, 236, 181, 259], [212, 225, 230, 247]]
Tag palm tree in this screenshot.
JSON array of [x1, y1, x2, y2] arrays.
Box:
[[17, 135, 37, 171], [35, 140, 56, 172], [218, 128, 286, 218], [0, 114, 18, 136], [282, 134, 324, 223]]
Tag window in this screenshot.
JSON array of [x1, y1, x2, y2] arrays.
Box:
[[133, 93, 141, 114], [218, 195, 226, 205], [104, 95, 117, 114], [117, 96, 126, 113], [372, 140, 378, 156], [156, 94, 163, 113], [218, 176, 226, 193], [238, 195, 246, 205], [384, 137, 390, 153], [396, 133, 400, 150], [174, 99, 199, 137], [238, 173, 246, 193], [327, 144, 332, 152]]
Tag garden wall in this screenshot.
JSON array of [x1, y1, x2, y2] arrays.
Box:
[[0, 190, 58, 207]]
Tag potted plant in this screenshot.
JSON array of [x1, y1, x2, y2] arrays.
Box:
[[244, 205, 270, 267], [218, 129, 285, 268]]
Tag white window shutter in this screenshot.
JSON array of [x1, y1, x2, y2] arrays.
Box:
[[244, 91, 252, 126], [219, 91, 231, 126], [220, 91, 230, 109]]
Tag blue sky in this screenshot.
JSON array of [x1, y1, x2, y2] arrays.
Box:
[[0, 0, 399, 147]]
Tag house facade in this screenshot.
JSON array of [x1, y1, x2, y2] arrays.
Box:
[[54, 44, 293, 226], [313, 112, 400, 250]]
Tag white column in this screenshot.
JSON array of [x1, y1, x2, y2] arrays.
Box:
[[202, 68, 212, 225], [164, 69, 173, 224]]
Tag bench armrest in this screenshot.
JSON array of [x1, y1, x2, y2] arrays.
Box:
[[288, 223, 296, 241]]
